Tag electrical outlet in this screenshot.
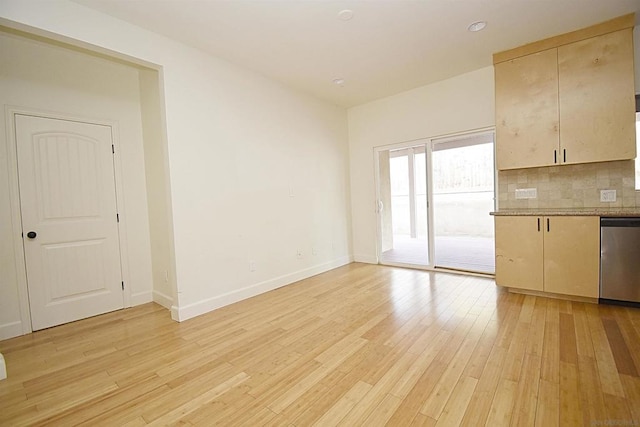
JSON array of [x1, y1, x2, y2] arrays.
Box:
[[600, 189, 616, 203], [297, 250, 303, 259], [312, 247, 317, 256], [515, 188, 537, 199], [249, 261, 256, 272]]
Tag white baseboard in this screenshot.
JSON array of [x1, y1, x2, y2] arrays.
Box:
[[130, 290, 153, 306], [0, 353, 6, 380], [174, 256, 353, 322], [353, 254, 378, 264], [152, 290, 173, 309], [170, 305, 180, 321], [0, 321, 23, 341]]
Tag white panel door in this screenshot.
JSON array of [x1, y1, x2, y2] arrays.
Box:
[[15, 114, 123, 331]]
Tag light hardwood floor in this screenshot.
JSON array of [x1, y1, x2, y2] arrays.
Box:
[[1, 263, 640, 426]]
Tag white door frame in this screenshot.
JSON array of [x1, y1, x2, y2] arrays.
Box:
[[4, 105, 132, 335], [373, 126, 497, 273], [373, 138, 433, 270]]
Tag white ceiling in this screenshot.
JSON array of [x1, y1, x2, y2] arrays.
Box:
[[73, 0, 640, 108]]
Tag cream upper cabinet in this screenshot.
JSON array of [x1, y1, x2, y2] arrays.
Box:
[[558, 30, 636, 165], [494, 15, 636, 171], [494, 216, 600, 298], [495, 49, 560, 170]]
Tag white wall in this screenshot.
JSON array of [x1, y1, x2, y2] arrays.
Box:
[[164, 59, 352, 320], [0, 30, 154, 338], [0, 0, 352, 325], [347, 67, 495, 263], [139, 68, 176, 309]]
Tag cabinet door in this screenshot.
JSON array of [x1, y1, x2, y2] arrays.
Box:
[[558, 29, 636, 164], [495, 216, 543, 291], [543, 216, 599, 298], [495, 49, 560, 170]]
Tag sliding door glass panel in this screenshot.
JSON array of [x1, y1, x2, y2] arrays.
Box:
[[414, 150, 428, 241], [378, 145, 429, 267], [390, 155, 409, 236], [432, 133, 495, 273]]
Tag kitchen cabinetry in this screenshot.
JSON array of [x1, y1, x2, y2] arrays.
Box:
[[494, 16, 635, 171], [558, 30, 636, 165], [495, 49, 559, 170], [495, 216, 599, 298], [494, 216, 543, 291]]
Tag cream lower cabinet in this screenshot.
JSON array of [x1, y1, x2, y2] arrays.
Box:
[[495, 216, 544, 291], [495, 216, 600, 298]]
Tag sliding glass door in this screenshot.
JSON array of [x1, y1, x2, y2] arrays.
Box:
[[376, 144, 429, 267], [431, 133, 496, 273], [376, 131, 496, 273]]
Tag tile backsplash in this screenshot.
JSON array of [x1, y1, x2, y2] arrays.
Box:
[[498, 160, 639, 209]]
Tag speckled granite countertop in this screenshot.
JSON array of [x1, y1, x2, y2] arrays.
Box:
[[491, 208, 640, 217]]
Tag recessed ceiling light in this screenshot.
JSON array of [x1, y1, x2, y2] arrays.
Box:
[[468, 21, 487, 32], [333, 78, 345, 86], [338, 10, 354, 21]]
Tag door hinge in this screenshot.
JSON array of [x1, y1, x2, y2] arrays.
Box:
[[112, 144, 115, 154], [121, 281, 124, 291], [116, 213, 120, 223]]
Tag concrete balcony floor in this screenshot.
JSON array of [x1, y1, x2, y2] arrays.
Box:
[[381, 234, 495, 274]]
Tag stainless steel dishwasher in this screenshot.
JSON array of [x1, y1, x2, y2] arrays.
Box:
[[600, 217, 640, 305]]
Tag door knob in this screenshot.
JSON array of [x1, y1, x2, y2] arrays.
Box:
[[26, 231, 37, 239]]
